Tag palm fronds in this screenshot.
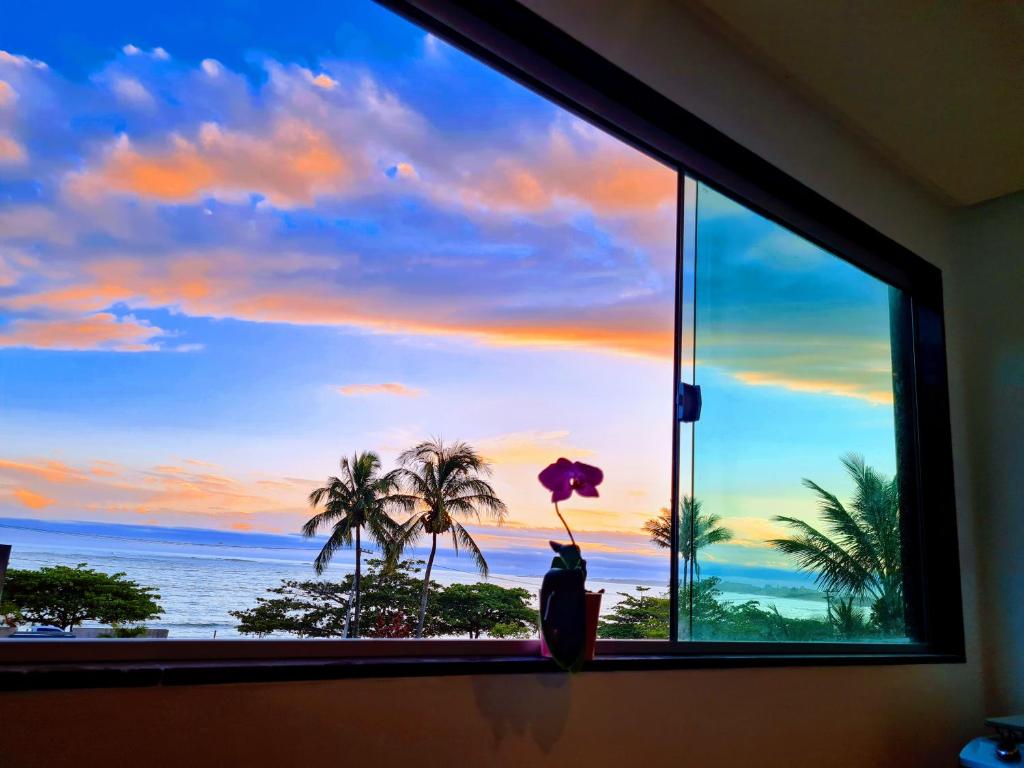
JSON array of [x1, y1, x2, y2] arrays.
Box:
[[771, 454, 905, 636], [390, 438, 507, 636]]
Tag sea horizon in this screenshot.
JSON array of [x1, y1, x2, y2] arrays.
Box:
[[0, 517, 828, 638]]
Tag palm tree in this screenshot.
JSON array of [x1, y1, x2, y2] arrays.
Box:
[[769, 453, 904, 635], [644, 496, 733, 611], [303, 451, 403, 638], [389, 439, 508, 637]]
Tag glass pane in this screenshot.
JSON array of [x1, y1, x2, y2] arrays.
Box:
[[675, 176, 697, 640], [0, 0, 677, 639], [685, 181, 908, 643]]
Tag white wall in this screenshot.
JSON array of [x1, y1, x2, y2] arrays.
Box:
[[949, 191, 1024, 713], [1, 1, 1017, 764]]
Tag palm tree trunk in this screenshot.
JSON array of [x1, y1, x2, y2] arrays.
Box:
[[352, 526, 362, 638], [681, 553, 691, 639], [415, 532, 437, 638], [689, 553, 697, 625]]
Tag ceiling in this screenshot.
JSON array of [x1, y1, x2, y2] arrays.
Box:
[[686, 0, 1024, 207]]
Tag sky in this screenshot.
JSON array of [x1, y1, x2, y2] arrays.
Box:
[[0, 0, 898, 584]]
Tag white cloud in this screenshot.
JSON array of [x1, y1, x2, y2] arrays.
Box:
[[0, 50, 48, 70], [111, 76, 154, 107]]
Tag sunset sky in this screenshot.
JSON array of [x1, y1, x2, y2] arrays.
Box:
[[0, 0, 898, 582]]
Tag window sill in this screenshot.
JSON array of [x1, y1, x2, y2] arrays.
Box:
[[0, 644, 964, 691]]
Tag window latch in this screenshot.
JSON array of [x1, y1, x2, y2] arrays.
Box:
[[677, 382, 702, 423]]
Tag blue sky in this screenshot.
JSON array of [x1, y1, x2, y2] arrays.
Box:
[[0, 0, 897, 583]]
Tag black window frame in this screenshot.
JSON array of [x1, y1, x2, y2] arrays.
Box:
[[0, 0, 965, 687], [377, 0, 964, 662]]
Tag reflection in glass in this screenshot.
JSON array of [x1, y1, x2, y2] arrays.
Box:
[[683, 182, 908, 643]]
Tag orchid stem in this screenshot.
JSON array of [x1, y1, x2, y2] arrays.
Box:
[[554, 501, 576, 547]]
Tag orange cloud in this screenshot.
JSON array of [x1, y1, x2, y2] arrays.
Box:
[[311, 73, 337, 90], [0, 452, 663, 539], [2, 249, 673, 358], [0, 458, 88, 484], [477, 318, 671, 359], [0, 80, 15, 106], [0, 312, 164, 352], [0, 450, 330, 533], [477, 430, 594, 466], [69, 119, 350, 207], [182, 458, 220, 468], [0, 206, 74, 244], [11, 488, 56, 509], [335, 382, 423, 397], [446, 124, 676, 216], [733, 371, 894, 406], [716, 516, 790, 549], [90, 461, 122, 477], [0, 250, 37, 288], [0, 134, 26, 164], [392, 162, 416, 178], [703, 332, 895, 406]]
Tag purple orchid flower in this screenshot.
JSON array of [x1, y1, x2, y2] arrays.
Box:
[[539, 458, 604, 548], [538, 458, 604, 503]]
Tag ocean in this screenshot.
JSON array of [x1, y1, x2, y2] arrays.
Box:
[[0, 520, 829, 638]]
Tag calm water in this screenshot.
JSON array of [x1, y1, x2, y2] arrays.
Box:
[[2, 526, 828, 637]]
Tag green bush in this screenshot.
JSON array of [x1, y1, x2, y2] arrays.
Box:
[[2, 564, 162, 631]]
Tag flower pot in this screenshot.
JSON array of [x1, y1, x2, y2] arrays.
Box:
[[539, 590, 602, 662]]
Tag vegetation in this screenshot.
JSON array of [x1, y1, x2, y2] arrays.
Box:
[[610, 455, 905, 641], [644, 496, 733, 638], [599, 578, 873, 642], [387, 439, 508, 637], [770, 454, 904, 636], [232, 559, 435, 638], [434, 582, 536, 639], [231, 558, 535, 639], [595, 586, 670, 639], [1, 563, 162, 631], [303, 451, 405, 637], [689, 578, 837, 641], [98, 625, 151, 638]]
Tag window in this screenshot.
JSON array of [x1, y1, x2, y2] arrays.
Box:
[[679, 181, 910, 643], [0, 0, 674, 645], [0, 0, 963, 674]]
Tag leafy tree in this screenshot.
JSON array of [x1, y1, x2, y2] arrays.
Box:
[[303, 451, 405, 638], [435, 582, 536, 639], [2, 563, 162, 631], [644, 496, 732, 636], [597, 586, 670, 639], [389, 439, 508, 637], [827, 595, 871, 640], [490, 622, 535, 639], [688, 577, 837, 641], [98, 625, 150, 638], [358, 559, 441, 637], [233, 560, 536, 639], [770, 454, 904, 636], [231, 578, 351, 638], [598, 579, 862, 642], [232, 559, 440, 638]]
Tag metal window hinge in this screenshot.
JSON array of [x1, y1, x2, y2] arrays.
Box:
[[677, 382, 702, 422]]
